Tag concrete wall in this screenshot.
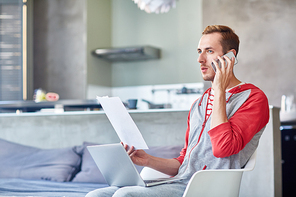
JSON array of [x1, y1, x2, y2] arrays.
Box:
[[33, 0, 112, 100], [33, 0, 87, 99], [202, 0, 296, 107], [0, 110, 187, 149]]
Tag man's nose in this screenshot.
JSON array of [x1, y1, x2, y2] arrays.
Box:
[[198, 53, 205, 63]]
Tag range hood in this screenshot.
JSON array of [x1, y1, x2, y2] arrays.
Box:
[[92, 46, 161, 62]]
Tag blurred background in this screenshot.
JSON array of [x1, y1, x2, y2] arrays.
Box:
[[0, 0, 296, 108]]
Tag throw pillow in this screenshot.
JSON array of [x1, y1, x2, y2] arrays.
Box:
[[0, 138, 81, 182]]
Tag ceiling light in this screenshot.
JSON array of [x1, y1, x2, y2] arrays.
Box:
[[132, 0, 177, 14]]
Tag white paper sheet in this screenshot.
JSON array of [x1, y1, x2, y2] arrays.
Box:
[[97, 96, 148, 150]]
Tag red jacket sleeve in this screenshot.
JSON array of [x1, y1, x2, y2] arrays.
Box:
[[208, 88, 269, 158]]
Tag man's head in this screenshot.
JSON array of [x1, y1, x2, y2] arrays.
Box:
[[202, 25, 240, 56], [198, 25, 240, 81]]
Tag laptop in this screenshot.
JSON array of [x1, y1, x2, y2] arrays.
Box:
[[87, 143, 183, 187], [87, 96, 183, 187]]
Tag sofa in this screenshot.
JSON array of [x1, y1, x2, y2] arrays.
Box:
[[0, 138, 183, 196]]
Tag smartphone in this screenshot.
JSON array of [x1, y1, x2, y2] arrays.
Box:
[[211, 51, 238, 73]]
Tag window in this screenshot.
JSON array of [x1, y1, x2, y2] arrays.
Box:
[[0, 0, 24, 101]]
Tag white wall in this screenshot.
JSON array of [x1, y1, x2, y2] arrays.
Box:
[[111, 0, 203, 87]]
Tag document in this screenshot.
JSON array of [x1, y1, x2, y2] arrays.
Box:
[[97, 96, 148, 150]]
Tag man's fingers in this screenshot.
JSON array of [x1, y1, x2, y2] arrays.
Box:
[[223, 55, 235, 70], [127, 145, 135, 155], [121, 142, 133, 153], [129, 149, 137, 157], [122, 143, 128, 150]]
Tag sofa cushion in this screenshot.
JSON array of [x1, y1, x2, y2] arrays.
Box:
[[72, 142, 106, 183], [0, 138, 81, 182]]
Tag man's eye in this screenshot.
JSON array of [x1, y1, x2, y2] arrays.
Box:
[[207, 50, 213, 53]]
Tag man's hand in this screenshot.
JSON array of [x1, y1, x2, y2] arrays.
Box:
[[211, 55, 235, 92], [121, 142, 181, 176], [210, 55, 236, 129], [123, 143, 149, 166]]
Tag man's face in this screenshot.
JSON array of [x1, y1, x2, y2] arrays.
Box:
[[197, 32, 224, 82]]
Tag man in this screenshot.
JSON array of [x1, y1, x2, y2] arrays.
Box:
[[86, 25, 269, 197]]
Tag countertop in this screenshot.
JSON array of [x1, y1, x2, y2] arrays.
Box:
[[0, 108, 189, 117]]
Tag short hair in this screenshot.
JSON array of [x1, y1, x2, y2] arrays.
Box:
[[202, 25, 240, 56]]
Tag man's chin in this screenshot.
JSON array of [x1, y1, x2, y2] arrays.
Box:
[[202, 75, 214, 82]]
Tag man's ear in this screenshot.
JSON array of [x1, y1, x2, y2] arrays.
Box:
[[228, 49, 237, 56]]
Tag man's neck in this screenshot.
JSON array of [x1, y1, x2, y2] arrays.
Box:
[[211, 77, 242, 92], [226, 77, 242, 90]]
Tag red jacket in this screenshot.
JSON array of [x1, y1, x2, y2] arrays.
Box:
[[176, 83, 269, 164]]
